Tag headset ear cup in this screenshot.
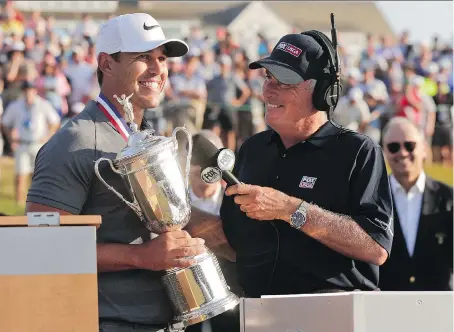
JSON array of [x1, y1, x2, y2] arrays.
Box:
[[319, 79, 343, 113], [302, 30, 340, 113], [312, 74, 332, 112], [326, 82, 341, 107]]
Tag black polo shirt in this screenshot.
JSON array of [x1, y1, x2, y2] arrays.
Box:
[[220, 121, 393, 297]]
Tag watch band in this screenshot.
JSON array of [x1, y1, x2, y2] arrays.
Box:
[[290, 200, 307, 229]]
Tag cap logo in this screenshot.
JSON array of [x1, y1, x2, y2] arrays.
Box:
[[277, 42, 302, 57], [143, 23, 160, 31]]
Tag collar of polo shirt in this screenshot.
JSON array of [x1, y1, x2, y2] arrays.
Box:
[[267, 121, 343, 148]]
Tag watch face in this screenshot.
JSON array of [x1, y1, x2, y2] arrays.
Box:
[[291, 211, 306, 229], [291, 202, 307, 229]]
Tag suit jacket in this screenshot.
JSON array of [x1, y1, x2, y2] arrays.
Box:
[[380, 176, 453, 291]]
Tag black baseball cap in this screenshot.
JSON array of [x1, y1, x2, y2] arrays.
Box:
[[249, 33, 328, 84]]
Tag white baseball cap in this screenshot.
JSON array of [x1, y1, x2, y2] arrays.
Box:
[[348, 87, 363, 101], [367, 83, 386, 101], [95, 13, 189, 58], [347, 67, 362, 80]]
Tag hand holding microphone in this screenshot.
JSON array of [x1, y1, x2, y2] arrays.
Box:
[[225, 183, 300, 221], [192, 133, 296, 221]]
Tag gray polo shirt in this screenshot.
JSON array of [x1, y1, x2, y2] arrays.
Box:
[[27, 101, 172, 327], [206, 74, 248, 107]]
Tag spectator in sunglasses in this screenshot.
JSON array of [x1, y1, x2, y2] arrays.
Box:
[[382, 117, 425, 191], [380, 116, 453, 291]]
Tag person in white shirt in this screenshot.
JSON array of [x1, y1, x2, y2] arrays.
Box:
[[1, 81, 60, 204], [363, 82, 390, 144], [386, 121, 425, 258], [380, 117, 453, 291], [73, 13, 99, 44], [64, 46, 95, 107], [341, 67, 362, 97], [359, 66, 389, 102], [332, 87, 370, 132], [168, 55, 207, 132]]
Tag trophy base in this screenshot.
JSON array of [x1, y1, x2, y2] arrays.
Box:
[[171, 292, 239, 328], [162, 251, 240, 329]]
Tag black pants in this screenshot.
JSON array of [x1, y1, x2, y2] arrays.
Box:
[[202, 104, 237, 132], [237, 111, 254, 142]]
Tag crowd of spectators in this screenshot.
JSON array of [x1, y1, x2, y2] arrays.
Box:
[[0, 2, 452, 205], [335, 32, 453, 167]]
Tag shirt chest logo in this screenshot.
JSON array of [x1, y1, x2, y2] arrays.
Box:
[[299, 176, 317, 189]]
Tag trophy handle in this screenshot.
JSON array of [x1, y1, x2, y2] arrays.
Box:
[[172, 126, 192, 191], [94, 157, 144, 220]]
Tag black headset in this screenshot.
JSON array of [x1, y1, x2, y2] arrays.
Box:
[[301, 14, 342, 117]]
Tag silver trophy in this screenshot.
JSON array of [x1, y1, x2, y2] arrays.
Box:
[[94, 94, 239, 331]]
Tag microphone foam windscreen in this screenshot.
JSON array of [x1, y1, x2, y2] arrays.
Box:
[[191, 133, 219, 167]]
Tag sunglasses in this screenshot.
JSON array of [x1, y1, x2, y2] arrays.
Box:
[[386, 141, 416, 154]]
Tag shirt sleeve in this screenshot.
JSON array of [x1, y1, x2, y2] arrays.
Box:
[[349, 139, 394, 256], [42, 100, 61, 125], [1, 102, 17, 128], [27, 125, 94, 214], [196, 78, 207, 97], [233, 76, 248, 91], [358, 101, 371, 122]]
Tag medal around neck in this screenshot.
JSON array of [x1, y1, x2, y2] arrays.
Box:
[[93, 93, 239, 331]]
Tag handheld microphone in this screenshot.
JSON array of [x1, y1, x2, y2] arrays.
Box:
[[192, 134, 241, 186]]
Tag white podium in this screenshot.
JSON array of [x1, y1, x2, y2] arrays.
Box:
[[0, 213, 101, 332], [240, 291, 453, 332]]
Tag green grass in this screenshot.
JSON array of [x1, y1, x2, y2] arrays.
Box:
[[0, 157, 25, 215], [418, 163, 453, 187], [0, 156, 452, 216]]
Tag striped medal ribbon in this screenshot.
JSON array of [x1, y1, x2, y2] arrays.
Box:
[[96, 93, 132, 141]]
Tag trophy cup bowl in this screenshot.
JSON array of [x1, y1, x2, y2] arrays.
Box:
[[94, 119, 239, 330]]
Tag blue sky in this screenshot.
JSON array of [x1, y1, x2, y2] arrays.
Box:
[[376, 1, 453, 44]]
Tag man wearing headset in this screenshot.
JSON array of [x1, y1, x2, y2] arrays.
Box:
[[216, 29, 394, 296]]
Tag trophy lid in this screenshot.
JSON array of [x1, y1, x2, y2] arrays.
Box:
[[114, 129, 176, 167]]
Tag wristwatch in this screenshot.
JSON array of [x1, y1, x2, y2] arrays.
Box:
[[290, 200, 307, 229]]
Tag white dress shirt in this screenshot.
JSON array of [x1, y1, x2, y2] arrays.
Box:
[[189, 185, 224, 216], [390, 172, 426, 257]]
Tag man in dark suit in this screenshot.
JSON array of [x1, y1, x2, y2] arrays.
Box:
[[380, 117, 453, 291]]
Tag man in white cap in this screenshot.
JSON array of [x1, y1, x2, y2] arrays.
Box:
[[25, 14, 209, 332], [331, 87, 370, 132]]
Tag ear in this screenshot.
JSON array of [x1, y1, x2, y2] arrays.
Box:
[[97, 53, 116, 78]]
